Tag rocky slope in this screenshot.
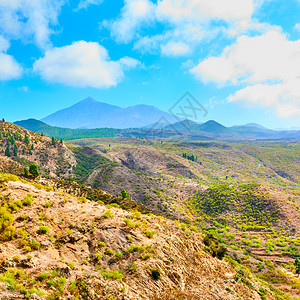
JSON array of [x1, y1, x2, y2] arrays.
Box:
[[0, 173, 276, 300]]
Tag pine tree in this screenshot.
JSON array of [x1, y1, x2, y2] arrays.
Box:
[[52, 137, 56, 147], [13, 145, 18, 156], [24, 167, 29, 178], [24, 134, 30, 146], [5, 143, 11, 157], [10, 135, 15, 144]]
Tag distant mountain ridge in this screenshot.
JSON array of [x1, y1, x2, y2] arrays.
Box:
[[15, 118, 300, 141], [41, 97, 177, 129]]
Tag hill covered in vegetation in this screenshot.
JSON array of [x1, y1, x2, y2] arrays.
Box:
[[14, 119, 121, 141]]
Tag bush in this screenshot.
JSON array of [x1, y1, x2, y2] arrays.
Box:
[[23, 195, 33, 206], [0, 206, 13, 231], [100, 268, 123, 282], [30, 240, 41, 250], [29, 164, 39, 178], [144, 230, 155, 238], [104, 249, 115, 256], [37, 273, 48, 281], [103, 209, 114, 219], [37, 226, 49, 234], [99, 242, 106, 247], [151, 269, 160, 280], [12, 255, 20, 262], [44, 202, 51, 208]]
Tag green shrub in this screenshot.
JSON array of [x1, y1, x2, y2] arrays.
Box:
[[12, 255, 20, 262], [37, 273, 48, 281], [99, 242, 106, 247], [30, 240, 41, 250], [151, 269, 160, 280], [104, 249, 115, 256], [44, 202, 51, 208], [0, 206, 13, 232], [103, 209, 114, 219], [23, 195, 33, 206], [144, 230, 155, 238], [100, 268, 123, 282], [37, 226, 49, 234]]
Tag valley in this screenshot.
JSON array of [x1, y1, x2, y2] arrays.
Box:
[[0, 121, 299, 299]]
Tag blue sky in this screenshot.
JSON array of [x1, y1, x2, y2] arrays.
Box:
[[1, 0, 300, 129]]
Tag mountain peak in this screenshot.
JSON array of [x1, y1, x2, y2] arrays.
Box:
[[41, 98, 174, 129], [79, 97, 98, 104]]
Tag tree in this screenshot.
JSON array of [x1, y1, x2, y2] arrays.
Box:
[[121, 189, 131, 200], [24, 167, 29, 178], [52, 137, 56, 147], [13, 145, 18, 156], [29, 164, 39, 179], [0, 132, 3, 140], [24, 135, 30, 146], [295, 257, 300, 276], [5, 143, 11, 157], [10, 135, 15, 144]]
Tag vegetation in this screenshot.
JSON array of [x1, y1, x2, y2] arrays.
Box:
[[15, 119, 121, 140], [29, 164, 39, 178]]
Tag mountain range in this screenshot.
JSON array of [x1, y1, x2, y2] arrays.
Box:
[[41, 97, 177, 129], [13, 97, 300, 141]]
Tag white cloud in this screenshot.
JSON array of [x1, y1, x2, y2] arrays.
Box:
[[191, 31, 300, 84], [0, 0, 65, 49], [0, 52, 22, 81], [156, 0, 254, 23], [104, 0, 263, 57], [76, 0, 103, 10], [134, 23, 208, 55], [33, 41, 139, 88], [191, 31, 300, 118], [0, 35, 22, 81], [104, 0, 155, 43], [161, 41, 191, 56], [119, 57, 141, 69]]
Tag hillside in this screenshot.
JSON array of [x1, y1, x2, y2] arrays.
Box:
[[70, 137, 300, 298], [0, 173, 277, 300], [1, 122, 299, 298], [14, 119, 121, 141], [0, 121, 76, 178]]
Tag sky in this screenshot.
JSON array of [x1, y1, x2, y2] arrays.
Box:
[[1, 0, 300, 129]]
